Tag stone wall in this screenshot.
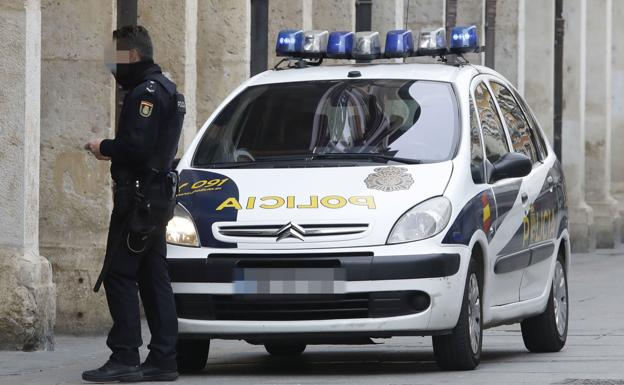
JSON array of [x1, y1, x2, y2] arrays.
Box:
[[137, 0, 198, 153], [405, 0, 444, 64], [38, 0, 116, 334], [268, 0, 305, 68], [196, 0, 250, 129]]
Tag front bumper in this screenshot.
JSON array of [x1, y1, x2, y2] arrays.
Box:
[[168, 243, 470, 337]]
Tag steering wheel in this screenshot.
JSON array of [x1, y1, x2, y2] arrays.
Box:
[[234, 148, 255, 162]]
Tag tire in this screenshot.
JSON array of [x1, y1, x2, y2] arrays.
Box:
[[521, 254, 568, 352], [176, 339, 210, 374], [433, 258, 483, 370], [264, 343, 307, 357]]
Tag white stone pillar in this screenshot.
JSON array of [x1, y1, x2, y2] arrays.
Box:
[[138, 0, 198, 154], [0, 0, 56, 350], [494, 0, 524, 88], [585, 0, 620, 248], [493, 1, 554, 141], [562, 0, 595, 252], [196, 0, 250, 128], [523, 0, 555, 142], [610, 0, 624, 238], [39, 0, 115, 334], [456, 0, 485, 64]]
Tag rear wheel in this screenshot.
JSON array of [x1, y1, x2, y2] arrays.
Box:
[[433, 258, 482, 370], [521, 254, 568, 352], [176, 339, 210, 374], [264, 343, 307, 357]]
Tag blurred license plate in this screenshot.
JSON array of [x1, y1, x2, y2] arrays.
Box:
[[233, 268, 346, 294]]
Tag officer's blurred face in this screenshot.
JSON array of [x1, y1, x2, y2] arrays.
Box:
[[104, 39, 141, 75]]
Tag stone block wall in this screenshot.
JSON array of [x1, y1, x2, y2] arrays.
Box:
[[196, 0, 250, 129], [38, 0, 116, 334], [137, 0, 198, 153]]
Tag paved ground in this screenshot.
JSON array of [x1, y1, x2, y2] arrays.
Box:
[[1, 249, 624, 385]]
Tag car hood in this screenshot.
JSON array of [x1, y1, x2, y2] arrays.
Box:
[[176, 162, 453, 249]]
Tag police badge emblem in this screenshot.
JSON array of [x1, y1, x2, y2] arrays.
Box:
[[364, 166, 414, 192], [139, 101, 153, 117]]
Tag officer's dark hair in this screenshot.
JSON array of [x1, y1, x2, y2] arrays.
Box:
[[113, 25, 153, 61]]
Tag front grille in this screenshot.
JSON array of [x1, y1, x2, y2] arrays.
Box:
[[216, 222, 369, 241], [175, 291, 430, 321]]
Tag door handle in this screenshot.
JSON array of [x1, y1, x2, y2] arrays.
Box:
[[521, 192, 529, 205]]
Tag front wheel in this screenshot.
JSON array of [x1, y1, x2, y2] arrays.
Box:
[[432, 258, 482, 370], [520, 255, 568, 352], [176, 339, 210, 374]]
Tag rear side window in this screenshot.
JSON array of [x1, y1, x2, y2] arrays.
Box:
[[474, 82, 509, 164], [514, 90, 549, 160], [490, 82, 539, 163], [469, 98, 485, 184]]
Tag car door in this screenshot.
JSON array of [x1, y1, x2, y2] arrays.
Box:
[[489, 80, 558, 301], [472, 78, 524, 306]]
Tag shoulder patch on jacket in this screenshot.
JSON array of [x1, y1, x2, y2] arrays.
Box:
[[139, 100, 153, 117]]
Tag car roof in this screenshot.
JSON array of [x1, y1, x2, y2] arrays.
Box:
[[248, 62, 480, 86]]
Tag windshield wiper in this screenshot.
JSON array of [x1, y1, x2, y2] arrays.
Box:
[[311, 153, 421, 164], [196, 153, 421, 168], [197, 156, 312, 168]]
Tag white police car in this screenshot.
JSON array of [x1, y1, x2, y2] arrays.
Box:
[[166, 26, 570, 372]]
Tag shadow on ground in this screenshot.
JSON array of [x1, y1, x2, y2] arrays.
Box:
[[184, 346, 529, 378]]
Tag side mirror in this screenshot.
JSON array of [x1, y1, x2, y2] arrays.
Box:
[[490, 152, 532, 182], [172, 158, 181, 170]]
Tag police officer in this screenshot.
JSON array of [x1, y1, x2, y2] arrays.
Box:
[[82, 25, 184, 383]]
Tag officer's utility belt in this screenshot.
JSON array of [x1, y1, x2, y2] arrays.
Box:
[[114, 170, 179, 254]]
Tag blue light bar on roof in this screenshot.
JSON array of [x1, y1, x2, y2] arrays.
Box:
[[449, 25, 479, 53], [276, 29, 304, 57], [327, 31, 354, 59], [384, 30, 414, 58]]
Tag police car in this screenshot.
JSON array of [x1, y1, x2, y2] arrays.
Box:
[[166, 26, 570, 372]]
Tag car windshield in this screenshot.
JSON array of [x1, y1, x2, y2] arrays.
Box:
[[193, 79, 459, 168]]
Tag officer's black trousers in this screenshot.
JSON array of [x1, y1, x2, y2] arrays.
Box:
[[103, 211, 178, 371]]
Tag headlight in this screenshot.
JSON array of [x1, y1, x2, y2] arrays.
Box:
[[166, 204, 200, 247], [387, 196, 452, 244]]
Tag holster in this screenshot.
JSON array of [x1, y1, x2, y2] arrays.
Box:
[[126, 170, 178, 254]]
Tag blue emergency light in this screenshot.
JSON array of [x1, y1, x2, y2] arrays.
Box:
[[384, 30, 414, 58], [326, 31, 354, 59], [449, 25, 479, 53], [276, 29, 304, 57]]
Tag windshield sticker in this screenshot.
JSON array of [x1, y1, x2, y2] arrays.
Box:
[[365, 166, 414, 192], [215, 195, 376, 211]]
